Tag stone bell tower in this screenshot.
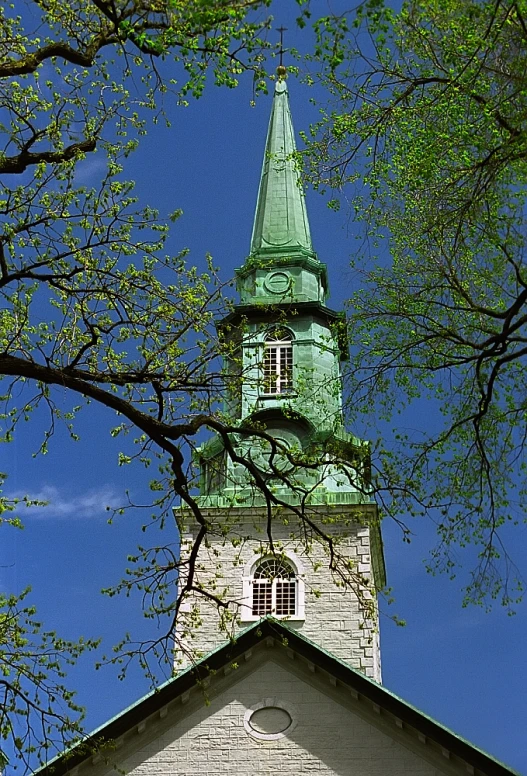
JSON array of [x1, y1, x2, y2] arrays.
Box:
[[177, 71, 385, 682]]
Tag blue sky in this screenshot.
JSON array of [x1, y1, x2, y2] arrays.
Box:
[[2, 2, 527, 773]]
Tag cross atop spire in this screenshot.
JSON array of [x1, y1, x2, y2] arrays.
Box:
[[249, 76, 315, 262], [277, 25, 287, 68]]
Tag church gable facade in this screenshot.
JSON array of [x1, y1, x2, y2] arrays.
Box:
[[36, 621, 518, 776], [94, 657, 434, 776]]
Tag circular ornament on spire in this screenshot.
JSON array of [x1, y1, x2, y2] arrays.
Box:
[[264, 271, 291, 295]]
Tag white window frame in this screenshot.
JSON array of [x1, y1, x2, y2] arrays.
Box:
[[262, 331, 293, 395], [240, 552, 305, 623], [252, 559, 296, 617]]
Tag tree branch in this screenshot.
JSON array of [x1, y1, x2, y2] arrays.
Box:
[[0, 138, 97, 175]]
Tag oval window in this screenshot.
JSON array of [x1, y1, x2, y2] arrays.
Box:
[[243, 699, 297, 741], [249, 706, 292, 735]]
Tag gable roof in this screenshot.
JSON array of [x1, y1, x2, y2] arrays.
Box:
[[36, 618, 519, 776]]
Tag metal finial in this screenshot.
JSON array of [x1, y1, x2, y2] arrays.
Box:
[[277, 25, 288, 69]]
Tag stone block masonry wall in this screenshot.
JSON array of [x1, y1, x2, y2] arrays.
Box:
[[175, 505, 382, 682], [94, 657, 445, 776]]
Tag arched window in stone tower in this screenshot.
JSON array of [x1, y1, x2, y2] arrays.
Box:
[[263, 330, 293, 395], [252, 558, 297, 616], [241, 552, 305, 622]]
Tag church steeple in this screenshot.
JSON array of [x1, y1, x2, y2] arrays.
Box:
[[236, 73, 328, 306], [182, 73, 384, 682], [250, 75, 313, 261], [200, 74, 370, 499]]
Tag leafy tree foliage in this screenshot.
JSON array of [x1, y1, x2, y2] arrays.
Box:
[[0, 589, 99, 773], [305, 0, 527, 606], [0, 1, 376, 770], [0, 0, 278, 769]]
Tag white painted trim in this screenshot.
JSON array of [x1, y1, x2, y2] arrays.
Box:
[[241, 551, 306, 578], [240, 552, 305, 622], [239, 610, 305, 623]]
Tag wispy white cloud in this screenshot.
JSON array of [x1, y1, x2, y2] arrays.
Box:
[[11, 485, 122, 519], [73, 155, 107, 184]]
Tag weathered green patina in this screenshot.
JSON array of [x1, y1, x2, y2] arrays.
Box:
[[250, 78, 313, 259], [236, 75, 327, 307], [197, 75, 373, 510]]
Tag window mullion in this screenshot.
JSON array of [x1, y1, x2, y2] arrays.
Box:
[[276, 347, 281, 393], [262, 336, 293, 395]]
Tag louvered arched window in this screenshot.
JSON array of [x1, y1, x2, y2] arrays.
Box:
[[263, 330, 293, 395], [252, 558, 297, 616]]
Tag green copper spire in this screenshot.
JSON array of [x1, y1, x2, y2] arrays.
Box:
[[250, 76, 313, 260], [237, 74, 327, 305]]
